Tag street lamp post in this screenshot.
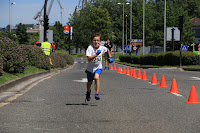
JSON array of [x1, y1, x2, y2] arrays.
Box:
[[143, 0, 145, 55], [164, 0, 166, 52], [118, 2, 130, 55], [130, 0, 132, 47], [9, 0, 16, 32], [126, 15, 128, 55]]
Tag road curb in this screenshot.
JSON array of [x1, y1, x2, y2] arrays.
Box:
[[0, 71, 51, 93], [0, 64, 74, 93]]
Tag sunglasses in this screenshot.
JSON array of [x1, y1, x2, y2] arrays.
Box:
[[92, 40, 100, 42]]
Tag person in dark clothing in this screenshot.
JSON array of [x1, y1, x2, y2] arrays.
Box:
[[104, 39, 113, 70]]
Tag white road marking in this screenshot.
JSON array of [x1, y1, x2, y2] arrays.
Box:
[[73, 78, 88, 83], [171, 93, 183, 97], [191, 77, 200, 80]]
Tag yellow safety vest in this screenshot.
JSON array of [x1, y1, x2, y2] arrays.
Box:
[[41, 42, 51, 56]]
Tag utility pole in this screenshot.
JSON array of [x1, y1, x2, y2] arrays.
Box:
[[44, 0, 48, 40], [143, 0, 145, 55], [164, 0, 166, 52], [130, 0, 132, 46]]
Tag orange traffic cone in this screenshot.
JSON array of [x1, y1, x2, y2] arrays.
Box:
[[129, 68, 133, 76], [75, 58, 76, 61], [141, 71, 148, 80], [120, 67, 123, 74], [149, 73, 159, 85], [131, 69, 136, 77], [110, 65, 113, 70], [81, 57, 83, 60], [136, 69, 142, 79], [122, 67, 126, 74], [126, 68, 130, 75], [158, 75, 168, 88], [169, 78, 180, 93], [117, 67, 121, 73], [186, 86, 200, 104], [114, 65, 117, 70]]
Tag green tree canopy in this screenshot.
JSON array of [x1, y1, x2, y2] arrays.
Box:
[[16, 23, 29, 45]]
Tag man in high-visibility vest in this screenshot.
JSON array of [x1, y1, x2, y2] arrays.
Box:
[[41, 38, 53, 65]]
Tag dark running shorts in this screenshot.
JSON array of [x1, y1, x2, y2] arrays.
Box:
[[85, 69, 102, 82]]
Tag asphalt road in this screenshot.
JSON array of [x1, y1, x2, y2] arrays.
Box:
[[1, 59, 200, 133]]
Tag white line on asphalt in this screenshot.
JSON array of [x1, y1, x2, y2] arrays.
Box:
[[171, 93, 183, 97], [73, 78, 88, 83], [191, 77, 200, 80]]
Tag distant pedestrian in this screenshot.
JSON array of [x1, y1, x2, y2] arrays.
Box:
[[85, 33, 114, 101], [51, 42, 56, 53], [104, 39, 113, 70], [41, 38, 53, 65]]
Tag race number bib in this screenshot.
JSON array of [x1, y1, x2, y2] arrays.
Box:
[[92, 56, 101, 64]]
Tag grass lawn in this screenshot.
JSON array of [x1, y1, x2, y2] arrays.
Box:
[[0, 66, 47, 85]]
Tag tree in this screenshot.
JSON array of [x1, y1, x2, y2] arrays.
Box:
[[68, 0, 196, 52], [29, 33, 39, 45], [50, 21, 66, 50], [174, 0, 200, 18], [16, 23, 29, 45], [69, 4, 112, 50]]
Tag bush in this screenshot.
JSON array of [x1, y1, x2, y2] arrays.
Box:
[[57, 53, 74, 65], [0, 55, 4, 76], [119, 51, 197, 66], [22, 45, 50, 70], [51, 53, 67, 68], [0, 35, 28, 73]]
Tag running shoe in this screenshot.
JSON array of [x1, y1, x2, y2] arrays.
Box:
[[86, 90, 91, 101], [95, 93, 100, 100]]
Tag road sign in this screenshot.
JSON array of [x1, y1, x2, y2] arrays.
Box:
[[167, 27, 180, 41], [124, 45, 131, 51], [181, 45, 188, 51], [131, 39, 143, 45], [70, 26, 73, 40], [63, 25, 70, 34], [131, 39, 142, 43], [133, 46, 137, 51]]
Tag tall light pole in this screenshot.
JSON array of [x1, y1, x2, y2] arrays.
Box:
[[9, 0, 16, 32], [164, 0, 166, 52], [130, 0, 132, 46], [143, 0, 145, 55], [118, 2, 130, 55]]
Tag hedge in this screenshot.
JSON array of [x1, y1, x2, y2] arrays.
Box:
[[0, 55, 3, 76], [0, 35, 74, 75], [22, 45, 50, 70], [0, 35, 28, 73], [119, 51, 197, 66]]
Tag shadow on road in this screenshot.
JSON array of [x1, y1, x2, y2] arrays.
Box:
[[65, 103, 97, 106]]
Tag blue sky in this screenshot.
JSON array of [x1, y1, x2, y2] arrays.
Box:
[[0, 0, 80, 27]]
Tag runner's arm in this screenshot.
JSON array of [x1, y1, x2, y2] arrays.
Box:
[[87, 54, 98, 62], [107, 48, 112, 58]]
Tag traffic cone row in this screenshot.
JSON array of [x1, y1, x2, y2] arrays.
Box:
[[114, 66, 200, 104]]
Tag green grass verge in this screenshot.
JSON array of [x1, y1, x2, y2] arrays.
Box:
[[182, 65, 200, 69], [0, 66, 47, 85]]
